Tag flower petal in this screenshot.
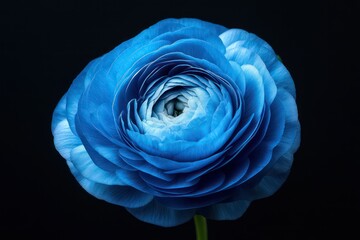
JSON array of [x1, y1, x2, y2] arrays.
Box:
[[220, 28, 295, 96], [52, 96, 81, 160], [200, 200, 250, 220], [70, 145, 125, 185], [126, 199, 195, 227], [67, 161, 153, 208]]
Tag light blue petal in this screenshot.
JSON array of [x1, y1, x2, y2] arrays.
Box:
[[126, 199, 195, 227], [52, 98, 81, 160], [220, 28, 277, 70], [226, 46, 277, 105], [70, 145, 125, 185], [220, 29, 276, 65], [220, 28, 296, 96], [241, 64, 265, 120], [219, 28, 250, 47], [228, 60, 246, 94], [277, 89, 299, 123], [269, 61, 296, 98]]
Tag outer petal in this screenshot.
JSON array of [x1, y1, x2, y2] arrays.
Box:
[[70, 145, 125, 185], [65, 57, 103, 135], [67, 161, 153, 208], [126, 200, 196, 227], [200, 200, 250, 220], [220, 28, 296, 97], [153, 18, 227, 37], [52, 95, 81, 160], [227, 90, 300, 202]]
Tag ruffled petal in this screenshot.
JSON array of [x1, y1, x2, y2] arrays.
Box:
[[70, 145, 125, 185], [200, 200, 250, 220], [52, 96, 81, 160], [67, 161, 153, 208], [220, 28, 296, 96], [126, 199, 195, 227], [65, 57, 102, 135], [226, 46, 277, 104]]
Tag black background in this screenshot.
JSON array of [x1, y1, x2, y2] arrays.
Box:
[[2, 0, 359, 239]]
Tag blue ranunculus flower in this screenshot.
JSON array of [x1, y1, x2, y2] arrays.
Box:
[[52, 18, 300, 227]]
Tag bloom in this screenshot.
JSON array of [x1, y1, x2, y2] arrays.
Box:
[[51, 18, 300, 227]]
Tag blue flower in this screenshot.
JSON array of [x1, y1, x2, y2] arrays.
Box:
[[51, 18, 300, 227]]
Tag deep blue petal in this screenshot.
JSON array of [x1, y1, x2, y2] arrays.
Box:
[[226, 91, 300, 201], [51, 93, 67, 133], [155, 191, 230, 210], [217, 158, 250, 190], [200, 200, 250, 220], [229, 153, 295, 202], [150, 26, 226, 54], [75, 118, 121, 172], [175, 18, 227, 35], [120, 156, 174, 182], [115, 168, 159, 196], [187, 172, 225, 197], [126, 199, 195, 227], [65, 57, 102, 135], [140, 172, 199, 190]]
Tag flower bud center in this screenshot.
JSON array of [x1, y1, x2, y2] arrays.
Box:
[[164, 95, 188, 117]]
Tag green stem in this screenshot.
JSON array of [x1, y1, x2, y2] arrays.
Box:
[[194, 215, 208, 240]]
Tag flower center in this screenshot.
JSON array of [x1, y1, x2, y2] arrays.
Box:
[[164, 95, 188, 117]]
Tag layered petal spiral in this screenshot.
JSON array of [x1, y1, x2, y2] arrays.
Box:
[[52, 18, 300, 227]]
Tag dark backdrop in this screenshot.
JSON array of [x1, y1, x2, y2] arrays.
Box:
[[2, 0, 359, 239]]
